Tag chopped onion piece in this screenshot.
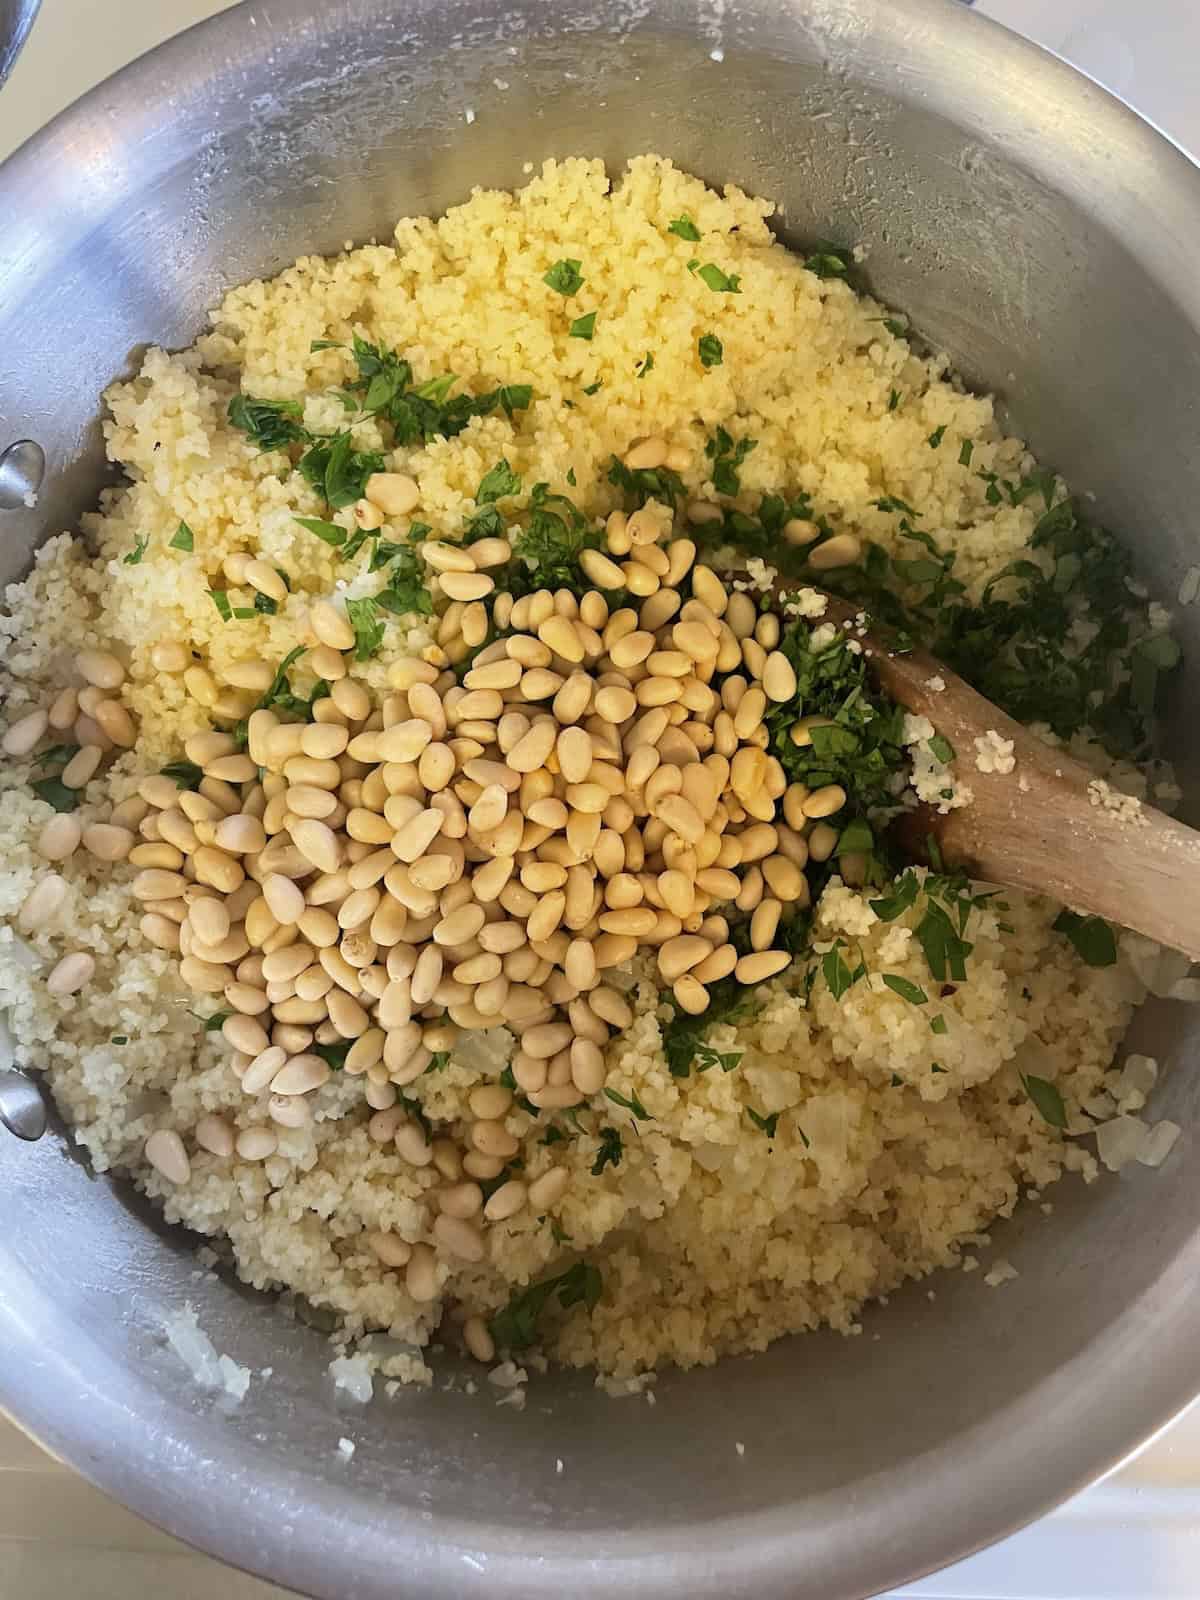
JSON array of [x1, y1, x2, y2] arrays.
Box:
[[1096, 1115, 1150, 1172], [1138, 1120, 1181, 1169]]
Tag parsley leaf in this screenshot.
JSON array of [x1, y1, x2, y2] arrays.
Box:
[[477, 459, 522, 504], [869, 871, 920, 922], [591, 1126, 623, 1175], [747, 1108, 780, 1137], [958, 438, 974, 466], [294, 515, 346, 547], [314, 1039, 351, 1071], [927, 734, 955, 765], [569, 311, 597, 341], [544, 258, 584, 296], [882, 973, 928, 1005], [636, 352, 655, 379], [169, 521, 195, 552], [915, 899, 973, 983], [582, 381, 603, 396], [604, 1086, 650, 1120], [928, 425, 947, 449], [208, 589, 233, 622], [706, 426, 757, 496], [930, 1014, 948, 1035], [122, 535, 150, 566], [804, 244, 850, 279], [1022, 1073, 1067, 1129], [698, 333, 724, 368], [668, 215, 702, 241], [161, 760, 203, 790], [32, 743, 78, 771], [227, 394, 307, 452], [31, 777, 79, 812], [693, 262, 741, 294], [489, 1261, 602, 1350], [344, 597, 385, 660], [298, 432, 385, 511], [695, 1043, 742, 1073], [822, 945, 864, 1000], [198, 1009, 233, 1032], [1052, 909, 1117, 967]]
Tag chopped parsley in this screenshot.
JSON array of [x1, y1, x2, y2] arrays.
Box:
[[882, 973, 928, 1005], [31, 777, 78, 812], [747, 1108, 781, 1137], [314, 1039, 351, 1071], [930, 1014, 948, 1035], [198, 1009, 232, 1032], [582, 380, 603, 396], [344, 597, 385, 660], [695, 1043, 742, 1073], [543, 258, 584, 296], [110, 1036, 128, 1046], [227, 394, 306, 452], [958, 438, 974, 466], [298, 432, 384, 511], [822, 943, 866, 999], [927, 425, 946, 449], [161, 759, 203, 789], [927, 734, 955, 765], [33, 743, 78, 770], [169, 521, 195, 552], [668, 215, 702, 241], [888, 389, 901, 413], [591, 1126, 623, 1175], [604, 1086, 650, 1121], [1052, 909, 1117, 967], [122, 534, 150, 566], [569, 311, 597, 341], [706, 426, 757, 496], [489, 1260, 602, 1350], [661, 978, 759, 1077], [1022, 1072, 1067, 1129], [698, 333, 724, 368], [294, 515, 347, 547], [691, 261, 742, 294], [208, 589, 233, 622], [635, 352, 655, 379], [804, 244, 851, 279], [477, 458, 522, 504]]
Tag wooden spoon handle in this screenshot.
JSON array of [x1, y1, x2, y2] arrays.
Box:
[[769, 585, 1200, 962]]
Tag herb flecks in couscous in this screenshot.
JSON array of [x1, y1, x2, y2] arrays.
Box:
[[0, 156, 1182, 1384]]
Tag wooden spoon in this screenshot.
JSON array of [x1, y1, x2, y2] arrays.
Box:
[[768, 586, 1200, 962]]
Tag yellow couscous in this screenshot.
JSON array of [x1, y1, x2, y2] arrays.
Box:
[[0, 155, 1181, 1384]]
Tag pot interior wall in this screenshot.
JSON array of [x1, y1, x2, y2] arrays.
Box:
[[1, 4, 1199, 1599]]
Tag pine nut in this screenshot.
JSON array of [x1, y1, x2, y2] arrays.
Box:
[[802, 784, 847, 819], [569, 1038, 606, 1094], [2, 708, 48, 756], [46, 950, 95, 995], [672, 974, 709, 1015], [61, 745, 104, 788], [37, 813, 81, 861], [236, 1127, 278, 1161], [470, 1118, 519, 1157], [82, 822, 134, 861], [365, 471, 419, 516], [484, 1179, 527, 1222], [271, 1054, 331, 1095], [145, 1129, 190, 1184], [48, 686, 80, 730], [762, 651, 798, 701], [735, 950, 791, 984]]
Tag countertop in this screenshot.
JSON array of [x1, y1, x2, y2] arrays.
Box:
[[3, 3, 1200, 1599]]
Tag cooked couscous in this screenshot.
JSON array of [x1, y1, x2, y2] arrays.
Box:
[[0, 155, 1186, 1384]]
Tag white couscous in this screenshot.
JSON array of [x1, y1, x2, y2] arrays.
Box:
[[0, 155, 1189, 1388]]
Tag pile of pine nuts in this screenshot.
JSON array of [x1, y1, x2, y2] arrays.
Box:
[[17, 437, 857, 1324]]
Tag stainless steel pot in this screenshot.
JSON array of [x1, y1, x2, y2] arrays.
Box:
[[2, 2, 1199, 1596]]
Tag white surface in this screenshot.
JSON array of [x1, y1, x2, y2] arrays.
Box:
[[3, 2, 1200, 1598]]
